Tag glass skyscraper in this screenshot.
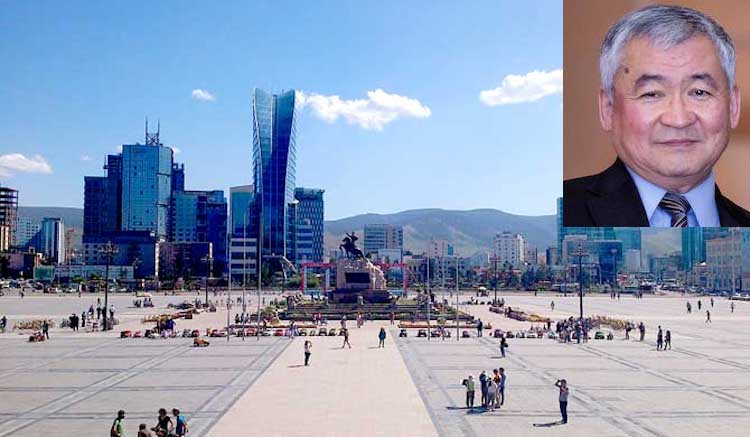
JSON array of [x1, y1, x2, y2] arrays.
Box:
[[121, 144, 173, 239], [251, 89, 298, 259]]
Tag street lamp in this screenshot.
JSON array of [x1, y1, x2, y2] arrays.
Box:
[[455, 257, 460, 341], [610, 248, 618, 288], [426, 254, 430, 341], [571, 244, 589, 320], [201, 254, 214, 308], [98, 242, 118, 331]]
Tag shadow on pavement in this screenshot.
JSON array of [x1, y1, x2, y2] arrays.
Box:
[[533, 421, 565, 427]]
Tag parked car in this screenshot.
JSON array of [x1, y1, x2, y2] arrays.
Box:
[[308, 330, 317, 336], [430, 330, 441, 338], [328, 328, 337, 336], [273, 329, 285, 336], [505, 331, 515, 339], [526, 331, 538, 339], [298, 329, 307, 336], [594, 331, 605, 340], [318, 328, 328, 336], [399, 329, 408, 337], [547, 331, 557, 339], [417, 329, 427, 338]]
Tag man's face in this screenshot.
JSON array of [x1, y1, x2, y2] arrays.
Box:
[[599, 35, 740, 192]]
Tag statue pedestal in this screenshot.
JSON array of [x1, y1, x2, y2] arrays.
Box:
[[331, 258, 390, 303]]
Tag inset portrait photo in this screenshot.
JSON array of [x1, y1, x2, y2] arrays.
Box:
[[563, 1, 750, 227]]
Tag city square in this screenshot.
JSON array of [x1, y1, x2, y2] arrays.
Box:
[[2, 290, 750, 436]]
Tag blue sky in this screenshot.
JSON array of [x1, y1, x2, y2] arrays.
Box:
[[0, 0, 562, 220]]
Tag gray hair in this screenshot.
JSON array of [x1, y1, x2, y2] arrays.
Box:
[[600, 5, 735, 98]]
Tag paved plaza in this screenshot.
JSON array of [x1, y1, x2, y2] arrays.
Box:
[[1, 292, 750, 436]]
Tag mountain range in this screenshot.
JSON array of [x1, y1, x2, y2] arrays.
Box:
[[15, 206, 680, 259]]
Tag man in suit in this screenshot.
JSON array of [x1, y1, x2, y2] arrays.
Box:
[[564, 5, 750, 227]]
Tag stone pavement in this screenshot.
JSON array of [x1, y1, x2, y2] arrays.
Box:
[[208, 321, 437, 437]]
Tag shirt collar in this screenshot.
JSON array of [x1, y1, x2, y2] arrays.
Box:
[[625, 166, 717, 226]]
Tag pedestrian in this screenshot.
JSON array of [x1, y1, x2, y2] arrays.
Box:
[[151, 408, 173, 437], [378, 327, 386, 348], [172, 408, 188, 436], [711, 297, 714, 308], [555, 379, 569, 424], [731, 301, 735, 313], [486, 378, 497, 411], [497, 368, 506, 407], [69, 314, 76, 332], [706, 310, 712, 323], [137, 423, 153, 437], [656, 326, 663, 351], [111, 410, 125, 437], [477, 318, 483, 337], [341, 328, 351, 348], [390, 311, 395, 325], [463, 375, 475, 408], [109, 304, 115, 320], [42, 320, 49, 339], [665, 330, 671, 350], [550, 301, 555, 311], [698, 300, 702, 310], [625, 322, 631, 340], [0, 315, 7, 333], [97, 303, 102, 320], [304, 340, 312, 366], [639, 322, 645, 341], [499, 335, 508, 358], [340, 315, 347, 330], [81, 312, 86, 328], [686, 301, 692, 314], [479, 370, 488, 407]]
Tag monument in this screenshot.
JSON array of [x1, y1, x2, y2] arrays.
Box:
[[332, 232, 391, 303]]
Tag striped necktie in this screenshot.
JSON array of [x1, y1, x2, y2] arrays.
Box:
[[658, 192, 692, 227]]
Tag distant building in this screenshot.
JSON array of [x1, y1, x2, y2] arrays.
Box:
[[65, 228, 83, 264], [171, 190, 227, 273], [494, 231, 526, 268], [121, 141, 173, 239], [706, 230, 743, 291], [158, 241, 212, 279], [648, 253, 682, 282], [230, 185, 254, 237], [293, 188, 324, 264], [16, 216, 41, 250], [364, 224, 403, 256], [429, 240, 454, 259], [229, 236, 257, 283], [82, 231, 160, 278], [624, 249, 642, 272], [40, 217, 66, 264], [84, 154, 122, 239], [0, 186, 18, 249]]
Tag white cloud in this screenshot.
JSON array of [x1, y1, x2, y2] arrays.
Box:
[[81, 155, 91, 161], [191, 89, 216, 101], [169, 146, 181, 155], [480, 69, 563, 106], [115, 145, 122, 153], [296, 89, 431, 131], [0, 153, 52, 177]]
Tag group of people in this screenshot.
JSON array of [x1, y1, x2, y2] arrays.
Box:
[[111, 408, 188, 437], [133, 297, 154, 308], [555, 317, 594, 343], [624, 321, 646, 341], [656, 325, 672, 350]]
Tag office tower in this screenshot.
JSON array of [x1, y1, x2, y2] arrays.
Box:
[[293, 188, 324, 263], [0, 186, 18, 249], [40, 217, 65, 263], [364, 224, 404, 256]]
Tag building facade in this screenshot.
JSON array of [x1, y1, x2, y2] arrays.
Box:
[[40, 217, 66, 264], [364, 224, 403, 256], [494, 231, 526, 268], [121, 143, 173, 239], [171, 190, 228, 273], [0, 186, 18, 249], [293, 188, 324, 264]]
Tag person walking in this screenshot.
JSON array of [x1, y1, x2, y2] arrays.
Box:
[[96, 302, 102, 320], [731, 302, 735, 313], [304, 340, 312, 366], [711, 297, 715, 308], [0, 315, 6, 333], [172, 408, 188, 436], [639, 322, 645, 341], [111, 410, 125, 437], [550, 301, 555, 311], [706, 310, 712, 323], [151, 408, 173, 437], [477, 319, 483, 337], [378, 327, 386, 348], [499, 335, 508, 358], [665, 330, 671, 350], [479, 370, 488, 407], [464, 375, 475, 409], [42, 320, 49, 339], [625, 322, 631, 340], [341, 328, 351, 348], [497, 368, 506, 407], [137, 423, 153, 437], [555, 380, 569, 424], [656, 326, 663, 351], [698, 300, 702, 310], [390, 311, 395, 325]]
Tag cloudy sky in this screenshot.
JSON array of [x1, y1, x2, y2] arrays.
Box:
[[0, 0, 562, 220]]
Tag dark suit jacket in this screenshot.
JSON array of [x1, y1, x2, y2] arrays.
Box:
[[563, 159, 750, 227]]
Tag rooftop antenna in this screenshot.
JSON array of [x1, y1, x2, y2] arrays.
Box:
[[145, 116, 160, 146]]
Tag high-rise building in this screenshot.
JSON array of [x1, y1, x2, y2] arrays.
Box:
[[171, 163, 185, 192], [121, 136, 173, 239], [494, 231, 526, 268], [15, 216, 41, 249], [364, 224, 403, 256], [250, 89, 298, 261], [84, 155, 123, 239], [230, 185, 254, 237], [614, 228, 641, 252], [556, 198, 619, 258], [0, 186, 18, 249], [682, 227, 705, 271], [40, 217, 65, 263], [171, 190, 228, 272], [293, 188, 324, 264], [429, 240, 454, 259]]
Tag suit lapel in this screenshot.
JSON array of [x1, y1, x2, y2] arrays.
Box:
[[585, 159, 650, 227], [716, 187, 740, 227]]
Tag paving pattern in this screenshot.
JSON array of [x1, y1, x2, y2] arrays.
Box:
[[0, 336, 290, 437], [394, 295, 750, 437]]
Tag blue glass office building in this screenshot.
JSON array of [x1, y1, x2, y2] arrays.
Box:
[[121, 144, 173, 239], [251, 89, 298, 259]]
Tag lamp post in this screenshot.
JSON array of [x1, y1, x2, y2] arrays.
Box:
[[571, 244, 589, 320], [201, 254, 213, 308], [610, 248, 618, 289], [456, 257, 460, 341], [426, 254, 430, 341], [98, 242, 118, 331]]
